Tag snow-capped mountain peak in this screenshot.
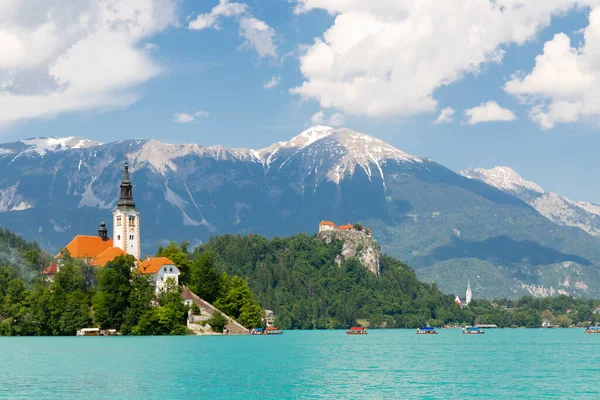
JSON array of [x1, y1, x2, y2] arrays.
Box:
[[462, 165, 600, 236], [260, 125, 335, 160], [460, 166, 544, 194], [19, 137, 102, 156]]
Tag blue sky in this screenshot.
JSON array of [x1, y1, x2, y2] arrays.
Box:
[[2, 1, 600, 202]]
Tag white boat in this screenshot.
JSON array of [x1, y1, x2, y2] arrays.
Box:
[[76, 328, 100, 336]]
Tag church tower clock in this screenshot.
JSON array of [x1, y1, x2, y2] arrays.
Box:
[[113, 161, 141, 260]]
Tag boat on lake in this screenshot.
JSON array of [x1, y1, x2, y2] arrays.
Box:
[[346, 327, 368, 335], [585, 326, 600, 334], [76, 328, 100, 337], [462, 326, 484, 335], [266, 326, 284, 335], [416, 326, 437, 334]]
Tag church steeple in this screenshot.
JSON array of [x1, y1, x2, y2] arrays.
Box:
[[466, 280, 472, 305], [113, 160, 141, 260], [118, 161, 136, 208]]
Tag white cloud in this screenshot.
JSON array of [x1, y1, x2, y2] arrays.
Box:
[[464, 101, 517, 125], [434, 107, 455, 124], [505, 8, 600, 129], [188, 0, 247, 30], [291, 0, 598, 119], [263, 76, 281, 89], [311, 110, 345, 127], [189, 1, 277, 58], [239, 17, 277, 58], [173, 110, 210, 124], [0, 0, 176, 125]]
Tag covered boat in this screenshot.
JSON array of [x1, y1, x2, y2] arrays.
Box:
[[416, 326, 438, 334], [585, 326, 600, 334], [76, 328, 100, 337], [346, 327, 368, 335], [462, 326, 484, 335]]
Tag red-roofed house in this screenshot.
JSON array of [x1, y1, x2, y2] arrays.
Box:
[[40, 263, 58, 280], [138, 257, 180, 294]]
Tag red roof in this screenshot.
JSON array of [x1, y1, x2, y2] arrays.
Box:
[[337, 223, 354, 230], [56, 235, 114, 259], [138, 257, 176, 274], [41, 263, 58, 275], [319, 221, 336, 226], [90, 247, 129, 267]]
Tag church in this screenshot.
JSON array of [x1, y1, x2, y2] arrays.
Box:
[[42, 162, 180, 293], [455, 280, 472, 307]]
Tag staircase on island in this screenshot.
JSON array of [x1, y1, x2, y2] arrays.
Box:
[[181, 286, 248, 335]]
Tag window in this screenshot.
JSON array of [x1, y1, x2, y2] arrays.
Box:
[[117, 235, 120, 240], [164, 267, 167, 272], [128, 216, 135, 227], [116, 217, 121, 226], [129, 235, 134, 240], [169, 267, 173, 272]]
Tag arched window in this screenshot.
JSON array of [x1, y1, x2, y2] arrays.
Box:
[[116, 217, 122, 226], [128, 216, 135, 227]]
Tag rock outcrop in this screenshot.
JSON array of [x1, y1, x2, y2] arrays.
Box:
[[318, 230, 381, 277]]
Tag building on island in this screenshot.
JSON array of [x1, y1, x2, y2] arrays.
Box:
[[138, 257, 180, 293], [42, 162, 180, 293], [263, 310, 275, 327], [318, 221, 372, 237], [455, 280, 473, 307]]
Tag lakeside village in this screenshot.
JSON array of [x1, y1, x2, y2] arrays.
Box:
[[35, 163, 600, 336]]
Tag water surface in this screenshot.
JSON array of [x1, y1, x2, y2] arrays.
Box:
[[0, 329, 598, 399]]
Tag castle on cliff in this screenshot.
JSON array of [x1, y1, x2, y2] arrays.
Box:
[[318, 221, 372, 237]]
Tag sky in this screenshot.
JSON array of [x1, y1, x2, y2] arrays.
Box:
[[2, 0, 600, 202]]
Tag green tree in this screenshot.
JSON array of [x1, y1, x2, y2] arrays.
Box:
[[207, 311, 228, 332], [555, 314, 573, 328], [93, 255, 135, 330], [189, 251, 221, 303], [121, 273, 155, 335], [215, 275, 262, 328]]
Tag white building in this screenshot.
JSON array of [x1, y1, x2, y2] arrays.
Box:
[[138, 256, 180, 294], [113, 161, 141, 260], [455, 280, 472, 307], [318, 221, 336, 232]]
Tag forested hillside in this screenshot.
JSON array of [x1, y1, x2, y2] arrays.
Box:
[[193, 233, 464, 328]]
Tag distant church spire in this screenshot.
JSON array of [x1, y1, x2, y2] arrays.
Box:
[[466, 280, 472, 305], [118, 161, 136, 208]]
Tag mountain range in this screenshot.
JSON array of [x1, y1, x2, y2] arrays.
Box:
[[0, 126, 599, 299]]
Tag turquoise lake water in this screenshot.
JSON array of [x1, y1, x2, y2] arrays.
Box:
[[0, 329, 598, 399]]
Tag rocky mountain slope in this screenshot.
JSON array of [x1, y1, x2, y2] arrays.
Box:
[[461, 166, 600, 236], [317, 229, 382, 277], [1, 127, 600, 299]]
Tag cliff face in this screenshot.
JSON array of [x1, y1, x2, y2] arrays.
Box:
[[317, 230, 381, 277]]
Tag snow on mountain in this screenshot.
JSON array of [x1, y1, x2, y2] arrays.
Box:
[[20, 137, 102, 156], [295, 128, 424, 184], [461, 166, 600, 235], [460, 166, 544, 195]]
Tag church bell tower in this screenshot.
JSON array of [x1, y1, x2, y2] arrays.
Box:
[[113, 161, 141, 260]]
